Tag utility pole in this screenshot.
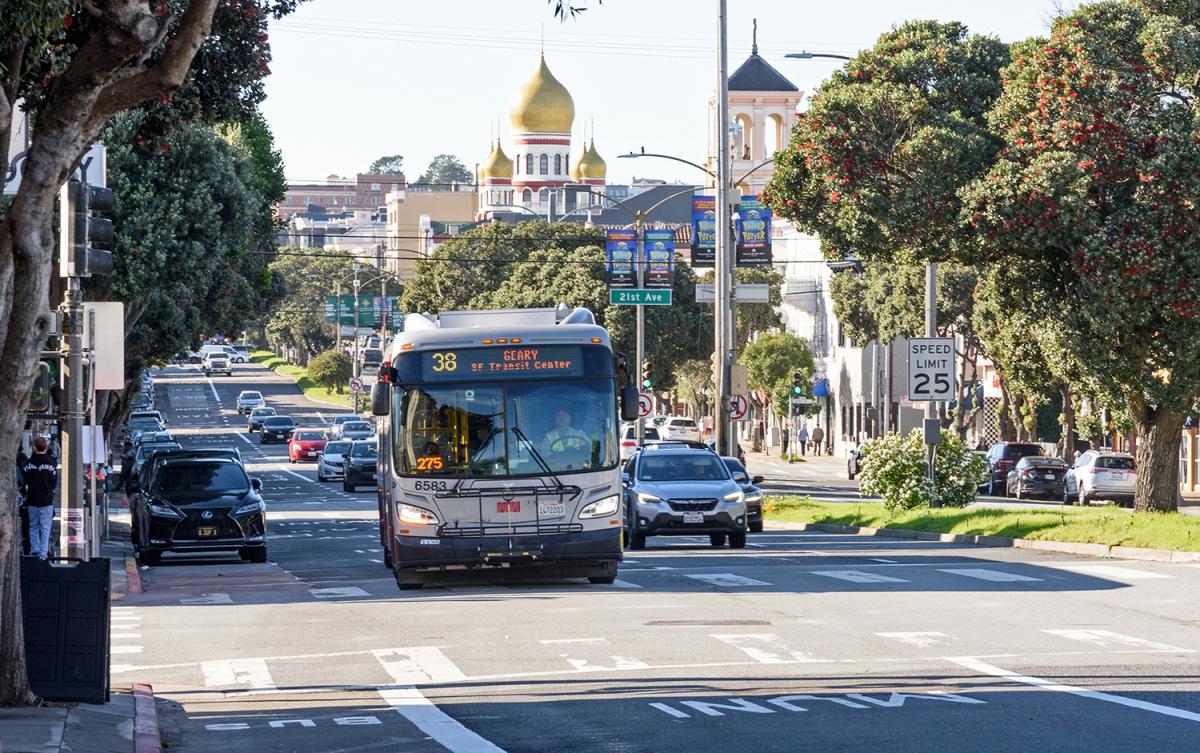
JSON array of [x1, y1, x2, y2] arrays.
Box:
[[714, 0, 733, 457], [925, 262, 939, 505], [353, 263, 361, 413], [335, 279, 343, 355], [635, 212, 646, 446]]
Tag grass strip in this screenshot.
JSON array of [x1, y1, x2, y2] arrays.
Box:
[[765, 496, 1200, 552], [250, 350, 356, 409]]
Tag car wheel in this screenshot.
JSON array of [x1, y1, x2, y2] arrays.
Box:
[[289, 456, 295, 464], [383, 546, 393, 569], [344, 479, 355, 492], [847, 463, 856, 481], [394, 570, 424, 590], [1062, 485, 1071, 505], [1015, 483, 1024, 500], [709, 533, 727, 547], [317, 469, 326, 482], [989, 478, 1002, 496], [749, 521, 763, 533], [141, 549, 161, 566], [629, 532, 646, 550], [728, 532, 747, 549], [242, 547, 268, 564], [1078, 489, 1089, 507]]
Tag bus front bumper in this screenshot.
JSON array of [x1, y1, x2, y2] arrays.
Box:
[[395, 527, 622, 570]]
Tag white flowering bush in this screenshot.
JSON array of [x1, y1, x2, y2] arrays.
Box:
[[859, 429, 987, 511]]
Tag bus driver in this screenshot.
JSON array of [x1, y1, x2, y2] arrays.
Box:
[[540, 409, 589, 455]]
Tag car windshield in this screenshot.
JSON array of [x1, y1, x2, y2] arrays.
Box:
[[240, 392, 262, 400], [324, 441, 351, 455], [343, 422, 371, 432], [137, 443, 180, 460], [154, 462, 249, 495], [294, 431, 325, 441], [351, 442, 377, 458], [722, 458, 747, 475], [1003, 444, 1042, 460], [333, 415, 359, 425], [395, 379, 617, 477], [1097, 456, 1135, 470], [128, 419, 161, 430], [263, 417, 294, 427], [638, 454, 730, 482], [624, 427, 661, 440], [251, 408, 276, 417], [1027, 456, 1066, 466], [671, 419, 697, 428]]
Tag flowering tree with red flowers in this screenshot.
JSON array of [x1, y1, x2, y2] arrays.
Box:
[[963, 1, 1200, 512]]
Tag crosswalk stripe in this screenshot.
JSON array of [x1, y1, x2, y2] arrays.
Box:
[[876, 632, 951, 649], [937, 568, 1041, 582], [1057, 564, 1171, 580], [1043, 629, 1193, 653], [373, 647, 466, 685], [201, 657, 278, 694], [180, 593, 233, 605], [812, 570, 908, 584], [711, 633, 821, 664], [310, 586, 370, 599], [685, 573, 771, 587]]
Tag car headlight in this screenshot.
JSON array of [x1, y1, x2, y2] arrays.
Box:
[[398, 503, 439, 525], [723, 490, 745, 504], [636, 492, 662, 505], [579, 494, 620, 519], [744, 492, 763, 503], [148, 503, 183, 518], [233, 500, 265, 516]]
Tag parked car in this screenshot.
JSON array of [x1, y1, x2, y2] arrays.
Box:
[[259, 415, 296, 444], [623, 446, 748, 550], [1064, 451, 1136, 507], [660, 417, 700, 442], [338, 420, 374, 441], [236, 390, 264, 414], [247, 406, 277, 433], [328, 414, 362, 437], [203, 352, 232, 377], [619, 424, 661, 461], [200, 343, 244, 362], [722, 456, 765, 532], [342, 440, 377, 492], [130, 441, 183, 480], [288, 429, 328, 463], [129, 409, 167, 426], [984, 442, 1044, 495], [130, 457, 266, 565], [317, 440, 352, 481], [1005, 456, 1069, 500], [131, 447, 246, 501]]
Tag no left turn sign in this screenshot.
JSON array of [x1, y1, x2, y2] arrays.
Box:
[[638, 392, 654, 419], [349, 376, 364, 393]]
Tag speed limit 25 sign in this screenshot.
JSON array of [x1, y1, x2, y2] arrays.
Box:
[[907, 337, 955, 402]]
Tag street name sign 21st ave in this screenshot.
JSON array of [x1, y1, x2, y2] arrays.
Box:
[[610, 289, 673, 306], [907, 337, 955, 402]]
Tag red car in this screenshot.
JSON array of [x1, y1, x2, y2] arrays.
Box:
[[288, 429, 328, 463]]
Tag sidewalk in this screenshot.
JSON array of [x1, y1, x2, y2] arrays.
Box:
[[745, 448, 849, 482]]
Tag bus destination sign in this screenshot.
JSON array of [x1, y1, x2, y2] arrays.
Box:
[[420, 346, 587, 381]]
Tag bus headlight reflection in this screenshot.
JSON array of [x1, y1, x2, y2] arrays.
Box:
[[398, 503, 439, 526], [579, 494, 620, 519]]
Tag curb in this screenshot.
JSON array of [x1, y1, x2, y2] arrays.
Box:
[[125, 554, 143, 595], [133, 683, 161, 753], [765, 521, 1200, 563]]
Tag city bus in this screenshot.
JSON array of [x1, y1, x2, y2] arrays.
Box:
[[370, 306, 639, 590]]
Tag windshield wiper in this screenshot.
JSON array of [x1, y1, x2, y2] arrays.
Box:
[[510, 426, 564, 490]]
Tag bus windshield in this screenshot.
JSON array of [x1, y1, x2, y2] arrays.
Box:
[[395, 379, 617, 477]]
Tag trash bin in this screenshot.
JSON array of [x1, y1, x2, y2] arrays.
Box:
[[20, 556, 111, 703]]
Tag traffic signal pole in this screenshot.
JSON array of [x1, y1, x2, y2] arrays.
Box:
[[713, 0, 734, 457], [634, 214, 646, 446], [61, 276, 86, 559]]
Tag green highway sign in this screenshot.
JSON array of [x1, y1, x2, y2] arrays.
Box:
[[609, 289, 673, 306]]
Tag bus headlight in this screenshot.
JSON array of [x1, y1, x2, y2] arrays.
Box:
[[579, 494, 620, 519], [398, 503, 439, 525]]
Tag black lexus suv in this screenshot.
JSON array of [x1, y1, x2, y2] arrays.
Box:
[[130, 457, 267, 565]]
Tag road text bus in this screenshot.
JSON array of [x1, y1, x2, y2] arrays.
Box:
[[371, 306, 638, 589]]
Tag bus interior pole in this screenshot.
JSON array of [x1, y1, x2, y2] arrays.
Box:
[[635, 215, 645, 446], [714, 0, 733, 457]]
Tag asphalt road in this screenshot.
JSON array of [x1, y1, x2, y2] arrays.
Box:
[[116, 363, 1200, 753]]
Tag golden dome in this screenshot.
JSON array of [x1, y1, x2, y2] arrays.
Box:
[[508, 54, 575, 134], [577, 139, 606, 180], [479, 139, 513, 179], [569, 148, 583, 181]]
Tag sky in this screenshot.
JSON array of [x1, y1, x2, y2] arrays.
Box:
[[262, 0, 1073, 187]]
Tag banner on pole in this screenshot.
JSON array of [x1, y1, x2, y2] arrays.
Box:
[[642, 229, 674, 290], [605, 229, 638, 289], [735, 194, 772, 267], [690, 195, 716, 268]]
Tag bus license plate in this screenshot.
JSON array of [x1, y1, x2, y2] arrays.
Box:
[[198, 527, 217, 537], [683, 512, 704, 524], [538, 503, 565, 517]]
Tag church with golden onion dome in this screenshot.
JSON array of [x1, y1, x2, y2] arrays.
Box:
[[477, 54, 607, 221]]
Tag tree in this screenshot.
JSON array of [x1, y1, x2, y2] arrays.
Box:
[[267, 249, 362, 358], [741, 332, 815, 423], [962, 1, 1200, 511], [418, 153, 472, 187], [308, 349, 353, 394], [368, 154, 405, 176], [0, 0, 305, 706], [673, 359, 713, 418]]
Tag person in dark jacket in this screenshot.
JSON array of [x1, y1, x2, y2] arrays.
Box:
[[16, 450, 29, 556], [21, 436, 58, 559]]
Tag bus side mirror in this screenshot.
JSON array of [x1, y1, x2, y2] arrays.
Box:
[[371, 381, 391, 417], [620, 385, 640, 422]]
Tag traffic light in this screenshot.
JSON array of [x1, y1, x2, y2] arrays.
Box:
[[642, 359, 653, 389], [60, 179, 114, 277], [26, 361, 52, 413], [792, 370, 804, 394]]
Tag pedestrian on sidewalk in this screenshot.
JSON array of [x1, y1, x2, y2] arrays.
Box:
[[781, 427, 789, 457], [797, 425, 809, 457], [21, 436, 58, 560], [15, 449, 29, 556], [811, 425, 825, 456]]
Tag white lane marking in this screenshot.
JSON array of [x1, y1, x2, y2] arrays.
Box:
[[950, 657, 1200, 723], [539, 638, 607, 645], [938, 568, 1041, 582], [612, 579, 644, 589], [111, 645, 144, 654], [373, 647, 466, 685], [711, 633, 821, 664], [877, 632, 952, 649], [1043, 629, 1193, 653], [317, 413, 328, 424], [812, 570, 908, 584], [180, 593, 233, 605], [685, 573, 771, 587], [279, 467, 317, 484], [562, 654, 649, 671], [1058, 564, 1172, 580], [109, 632, 142, 640], [310, 586, 370, 599], [378, 687, 507, 753], [206, 377, 221, 403], [870, 558, 897, 563], [201, 657, 278, 694], [234, 431, 253, 446]]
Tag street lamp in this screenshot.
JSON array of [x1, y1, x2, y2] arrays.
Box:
[[784, 51, 853, 61]]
